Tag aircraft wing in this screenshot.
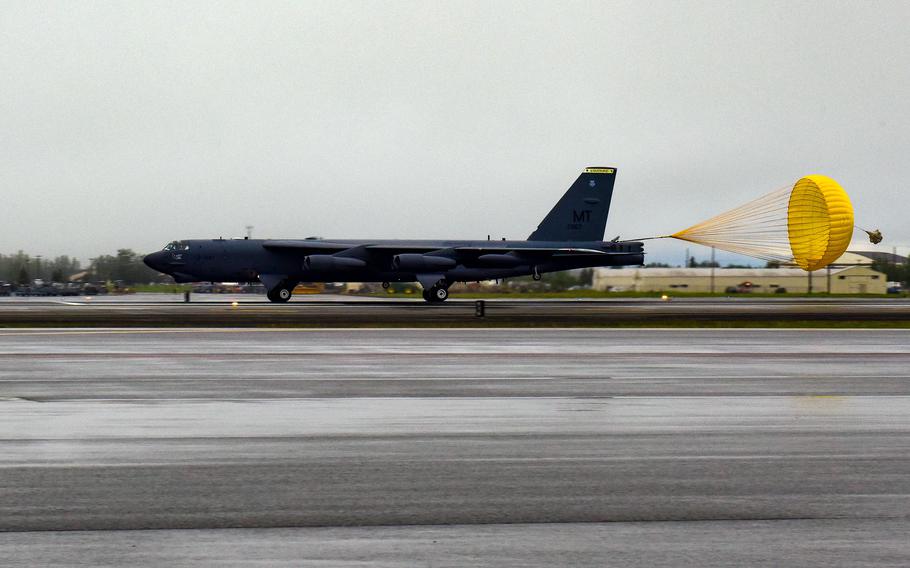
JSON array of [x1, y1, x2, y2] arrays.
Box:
[[264, 241, 615, 260], [451, 246, 610, 257], [265, 241, 445, 254], [361, 245, 611, 256], [364, 245, 445, 252], [364, 244, 614, 261], [262, 240, 352, 253]]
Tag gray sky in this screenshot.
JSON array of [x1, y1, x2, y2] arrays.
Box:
[[2, 0, 908, 264]]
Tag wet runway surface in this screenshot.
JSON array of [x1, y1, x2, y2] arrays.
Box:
[[1, 294, 909, 326], [2, 328, 910, 565]]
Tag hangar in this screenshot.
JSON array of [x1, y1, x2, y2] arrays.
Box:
[[592, 265, 887, 294]]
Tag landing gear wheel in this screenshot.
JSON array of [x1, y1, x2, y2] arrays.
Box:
[[381, 281, 391, 289], [532, 266, 542, 281], [267, 286, 293, 303], [423, 285, 448, 303]]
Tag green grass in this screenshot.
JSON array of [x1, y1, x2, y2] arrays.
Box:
[[372, 290, 905, 300], [130, 283, 193, 293], [127, 285, 909, 300], [3, 319, 910, 329]]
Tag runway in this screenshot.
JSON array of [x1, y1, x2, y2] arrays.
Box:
[[1, 294, 909, 326], [2, 328, 910, 566]]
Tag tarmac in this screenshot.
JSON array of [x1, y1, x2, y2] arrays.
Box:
[[1, 293, 909, 326], [1, 328, 910, 566]]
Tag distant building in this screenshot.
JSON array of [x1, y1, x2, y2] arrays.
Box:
[[833, 251, 876, 265], [592, 265, 887, 294], [842, 250, 907, 265]]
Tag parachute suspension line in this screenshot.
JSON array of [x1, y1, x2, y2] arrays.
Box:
[[628, 235, 673, 241], [669, 175, 857, 271], [671, 184, 796, 265]]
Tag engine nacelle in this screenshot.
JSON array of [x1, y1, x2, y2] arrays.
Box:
[[475, 254, 524, 268], [392, 254, 457, 271], [303, 255, 367, 271]]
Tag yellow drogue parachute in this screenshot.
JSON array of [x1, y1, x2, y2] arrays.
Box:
[[671, 175, 869, 271]]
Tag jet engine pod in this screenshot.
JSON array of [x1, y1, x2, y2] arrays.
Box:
[[392, 254, 457, 271], [475, 253, 524, 268], [304, 255, 367, 271]]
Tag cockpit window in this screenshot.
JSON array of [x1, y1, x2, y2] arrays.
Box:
[[163, 241, 190, 251]]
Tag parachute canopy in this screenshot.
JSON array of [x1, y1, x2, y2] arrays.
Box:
[[672, 175, 854, 271]]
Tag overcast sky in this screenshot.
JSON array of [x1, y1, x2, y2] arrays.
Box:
[[2, 0, 908, 264]]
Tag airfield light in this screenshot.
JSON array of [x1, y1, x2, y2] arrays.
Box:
[[661, 294, 669, 301], [231, 301, 239, 308]]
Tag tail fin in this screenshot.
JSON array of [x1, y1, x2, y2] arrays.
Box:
[[528, 167, 617, 242]]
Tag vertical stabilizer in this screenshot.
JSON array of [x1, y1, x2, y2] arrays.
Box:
[[528, 167, 617, 242]]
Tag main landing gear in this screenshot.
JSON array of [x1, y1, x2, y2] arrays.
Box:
[[422, 283, 449, 303], [266, 282, 294, 303]]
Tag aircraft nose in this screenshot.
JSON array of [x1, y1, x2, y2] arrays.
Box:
[[143, 251, 167, 272]]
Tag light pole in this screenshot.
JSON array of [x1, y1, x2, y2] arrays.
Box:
[[710, 247, 716, 294]]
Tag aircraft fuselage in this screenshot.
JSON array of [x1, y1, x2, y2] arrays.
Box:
[[144, 237, 644, 286], [143, 167, 644, 302]]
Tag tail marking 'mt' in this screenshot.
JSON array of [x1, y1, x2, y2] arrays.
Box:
[[528, 167, 617, 242]]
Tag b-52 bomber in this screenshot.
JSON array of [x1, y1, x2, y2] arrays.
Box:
[[144, 167, 645, 302]]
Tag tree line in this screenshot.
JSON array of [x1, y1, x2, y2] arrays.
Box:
[[871, 258, 910, 285], [0, 250, 161, 284]]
